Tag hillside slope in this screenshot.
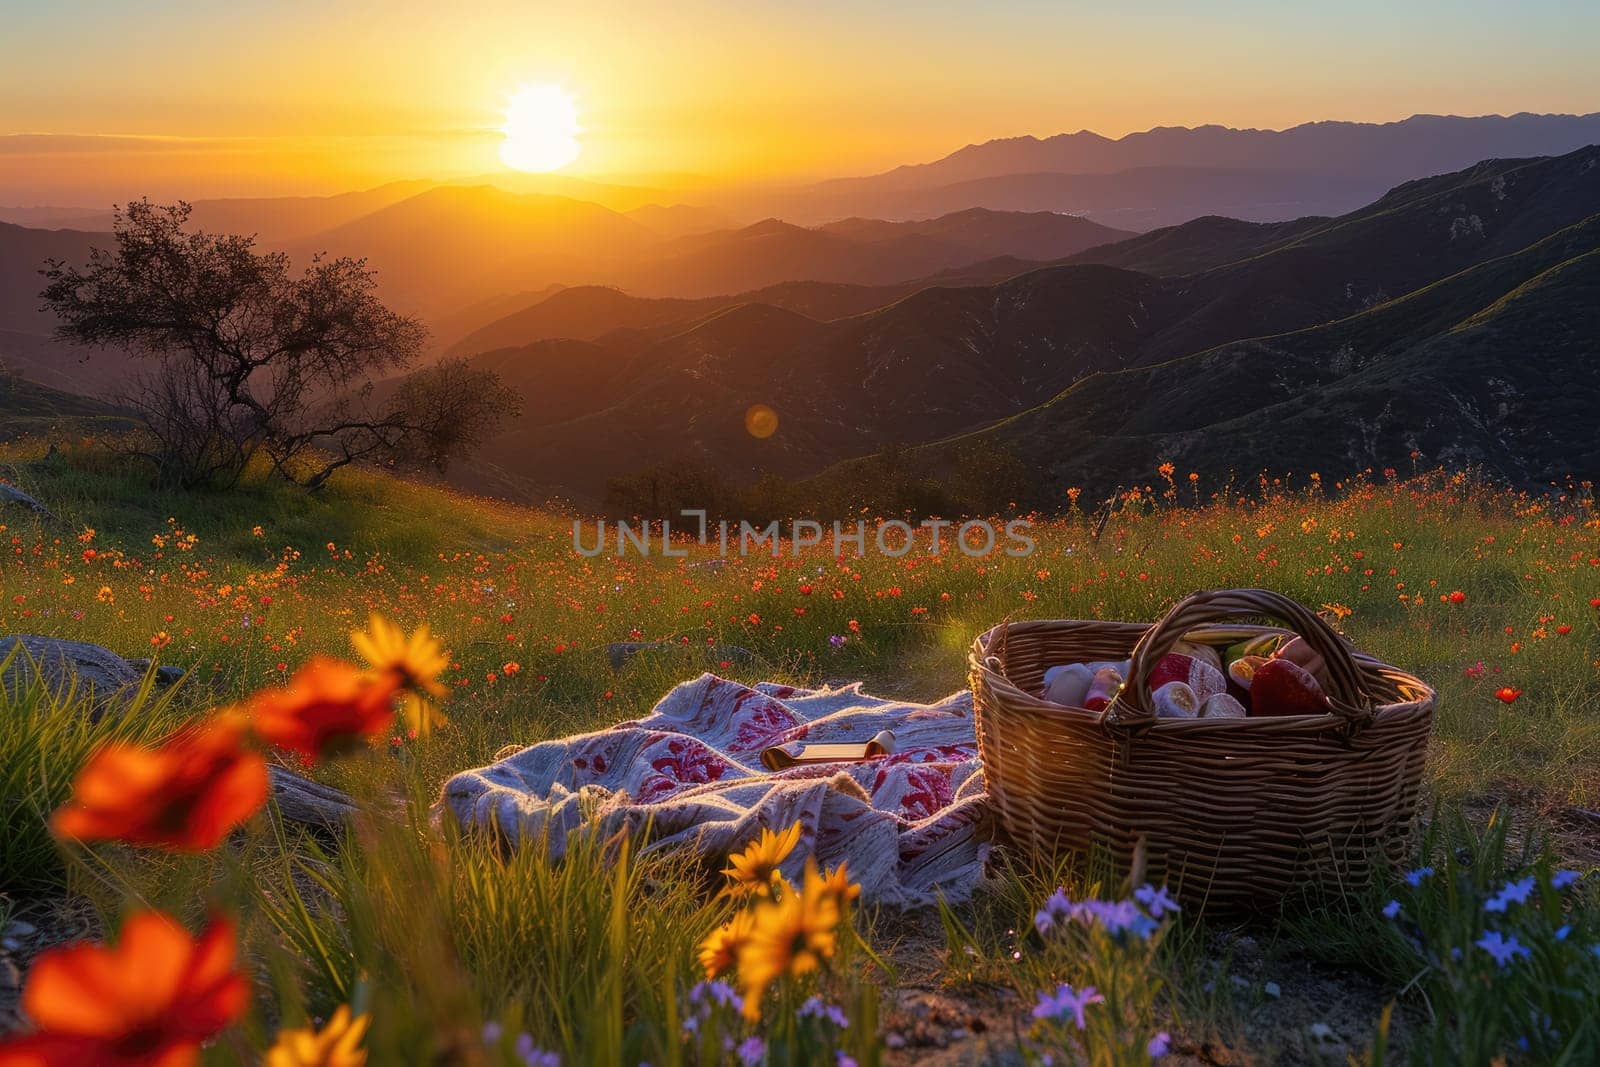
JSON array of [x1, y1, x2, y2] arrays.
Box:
[[815, 213, 1600, 499]]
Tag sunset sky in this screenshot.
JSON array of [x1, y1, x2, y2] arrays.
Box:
[[3, 0, 1598, 204]]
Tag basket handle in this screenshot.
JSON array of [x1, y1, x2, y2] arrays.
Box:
[[1103, 588, 1371, 728]]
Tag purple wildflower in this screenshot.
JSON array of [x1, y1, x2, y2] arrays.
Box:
[[1147, 1031, 1172, 1057], [798, 995, 850, 1028], [1034, 888, 1074, 934], [1078, 898, 1159, 939], [1383, 900, 1402, 919], [1476, 930, 1531, 966], [1551, 869, 1581, 890], [1404, 866, 1434, 887], [481, 1022, 504, 1045], [828, 634, 847, 649], [736, 1035, 766, 1066], [836, 1055, 859, 1067], [1135, 883, 1181, 919], [1032, 984, 1104, 1030], [1485, 877, 1536, 913]]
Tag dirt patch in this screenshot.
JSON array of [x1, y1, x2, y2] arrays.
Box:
[[0, 896, 102, 1035]]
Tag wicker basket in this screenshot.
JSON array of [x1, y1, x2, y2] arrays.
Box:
[[970, 588, 1435, 911]]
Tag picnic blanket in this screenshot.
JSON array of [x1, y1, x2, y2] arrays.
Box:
[[437, 674, 992, 906]]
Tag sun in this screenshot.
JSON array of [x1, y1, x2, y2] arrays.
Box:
[[499, 84, 581, 173]]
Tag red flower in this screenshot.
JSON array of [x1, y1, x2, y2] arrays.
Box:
[[1494, 687, 1522, 704], [1448, 590, 1466, 604], [52, 719, 268, 852], [0, 911, 248, 1066], [248, 657, 400, 762]]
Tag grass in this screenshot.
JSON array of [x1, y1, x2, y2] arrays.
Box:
[[1, 438, 1597, 1063]]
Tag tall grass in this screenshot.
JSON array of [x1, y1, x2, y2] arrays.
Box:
[[3, 439, 1597, 1061]]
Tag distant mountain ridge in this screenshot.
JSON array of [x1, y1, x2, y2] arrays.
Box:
[[741, 113, 1600, 226], [835, 112, 1600, 189]]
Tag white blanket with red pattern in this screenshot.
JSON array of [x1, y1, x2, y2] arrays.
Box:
[[438, 675, 991, 906]]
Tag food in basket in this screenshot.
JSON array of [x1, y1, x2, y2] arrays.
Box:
[[1272, 636, 1328, 686], [1040, 662, 1094, 706], [1198, 692, 1247, 718], [1224, 633, 1287, 663], [1152, 680, 1199, 718], [1148, 652, 1226, 701], [1249, 657, 1332, 716], [1226, 654, 1267, 690], [1170, 639, 1223, 672], [1083, 666, 1124, 711]]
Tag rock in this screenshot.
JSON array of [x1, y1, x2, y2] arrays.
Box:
[[1264, 981, 1281, 998], [267, 765, 358, 830], [0, 483, 56, 521], [125, 659, 190, 687], [0, 634, 140, 714]]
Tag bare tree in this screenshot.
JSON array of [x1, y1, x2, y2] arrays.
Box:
[[40, 200, 517, 489]]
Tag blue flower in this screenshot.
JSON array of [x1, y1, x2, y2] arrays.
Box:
[[1554, 925, 1571, 941], [1078, 898, 1159, 940], [1551, 869, 1581, 890], [798, 995, 850, 1028], [736, 1035, 766, 1066], [688, 979, 743, 1012], [1485, 877, 1536, 913], [1476, 930, 1531, 967], [1404, 866, 1435, 887], [836, 1055, 858, 1067], [1032, 984, 1104, 1030], [1135, 884, 1181, 919], [481, 1022, 504, 1045], [1034, 888, 1074, 934], [1383, 899, 1402, 919], [1147, 1031, 1172, 1057]]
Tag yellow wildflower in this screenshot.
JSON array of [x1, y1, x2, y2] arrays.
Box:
[[351, 614, 449, 737], [698, 908, 757, 978], [736, 858, 844, 1020], [720, 821, 802, 897], [265, 1005, 369, 1067]]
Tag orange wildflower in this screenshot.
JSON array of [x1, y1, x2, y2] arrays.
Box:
[[52, 719, 268, 852], [0, 911, 248, 1067], [248, 656, 399, 761]]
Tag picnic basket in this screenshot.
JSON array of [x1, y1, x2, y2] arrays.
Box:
[[969, 588, 1435, 911]]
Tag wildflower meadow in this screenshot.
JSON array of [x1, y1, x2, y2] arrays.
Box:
[[0, 439, 1596, 1064]]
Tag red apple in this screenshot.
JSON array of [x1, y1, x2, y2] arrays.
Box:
[[1249, 657, 1333, 717]]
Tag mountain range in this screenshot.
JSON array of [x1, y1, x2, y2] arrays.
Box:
[[439, 145, 1600, 503], [727, 113, 1600, 227]]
